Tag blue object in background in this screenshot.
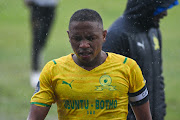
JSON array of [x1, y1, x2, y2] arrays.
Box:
[[154, 0, 179, 16]]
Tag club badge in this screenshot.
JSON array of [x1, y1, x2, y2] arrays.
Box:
[[153, 34, 160, 50], [96, 75, 116, 91]]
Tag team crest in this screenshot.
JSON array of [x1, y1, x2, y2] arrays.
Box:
[[153, 34, 160, 50], [96, 75, 116, 91]]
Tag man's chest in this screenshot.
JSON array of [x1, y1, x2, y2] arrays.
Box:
[[53, 72, 129, 114], [53, 67, 130, 100]]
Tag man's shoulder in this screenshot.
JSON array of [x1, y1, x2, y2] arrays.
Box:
[[108, 52, 127, 63], [44, 54, 72, 67], [108, 52, 137, 67], [108, 52, 125, 58], [51, 54, 72, 65]]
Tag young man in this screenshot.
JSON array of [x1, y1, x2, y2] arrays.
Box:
[[27, 9, 152, 120], [25, 0, 59, 88], [102, 0, 178, 120]]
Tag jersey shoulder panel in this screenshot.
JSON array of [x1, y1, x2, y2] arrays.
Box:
[[107, 52, 128, 64], [110, 54, 145, 94], [52, 54, 73, 65], [30, 54, 73, 106]]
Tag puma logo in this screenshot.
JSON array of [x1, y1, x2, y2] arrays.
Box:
[[137, 41, 145, 49], [62, 80, 74, 89]]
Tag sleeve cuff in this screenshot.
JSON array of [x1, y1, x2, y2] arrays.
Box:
[[31, 102, 51, 107]]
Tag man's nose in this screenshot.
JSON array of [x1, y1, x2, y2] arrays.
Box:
[[79, 40, 90, 48]]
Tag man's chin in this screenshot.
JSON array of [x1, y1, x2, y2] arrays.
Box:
[[80, 58, 91, 63], [80, 55, 91, 59]]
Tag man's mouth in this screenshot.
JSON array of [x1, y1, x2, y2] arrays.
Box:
[[79, 51, 92, 58]]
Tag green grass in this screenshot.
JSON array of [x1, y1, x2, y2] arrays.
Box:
[[0, 0, 179, 119]]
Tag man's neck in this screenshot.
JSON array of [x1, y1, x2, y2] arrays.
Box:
[[72, 51, 107, 71]]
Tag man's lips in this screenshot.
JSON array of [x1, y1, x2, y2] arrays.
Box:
[[79, 52, 91, 55], [78, 51, 92, 57]]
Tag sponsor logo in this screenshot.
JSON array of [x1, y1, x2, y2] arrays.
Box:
[[63, 99, 118, 115], [62, 80, 74, 89], [137, 41, 145, 49]]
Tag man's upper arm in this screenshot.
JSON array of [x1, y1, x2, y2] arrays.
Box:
[[27, 104, 51, 120], [31, 61, 56, 107], [128, 60, 148, 105], [28, 61, 56, 120], [127, 59, 152, 119]]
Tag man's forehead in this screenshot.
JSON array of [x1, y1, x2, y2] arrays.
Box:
[[70, 31, 99, 36], [69, 21, 103, 30]]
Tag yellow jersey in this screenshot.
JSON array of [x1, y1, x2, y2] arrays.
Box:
[[31, 52, 148, 120]]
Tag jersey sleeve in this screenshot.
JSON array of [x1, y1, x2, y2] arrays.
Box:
[[30, 61, 56, 107], [128, 60, 148, 106]]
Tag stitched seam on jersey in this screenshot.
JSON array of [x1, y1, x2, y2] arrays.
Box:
[[31, 102, 51, 107], [52, 59, 57, 64], [123, 57, 127, 64]]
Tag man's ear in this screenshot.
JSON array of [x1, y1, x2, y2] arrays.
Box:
[[103, 30, 107, 42]]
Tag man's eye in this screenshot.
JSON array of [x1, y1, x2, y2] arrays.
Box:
[[87, 36, 95, 41], [72, 36, 82, 41]]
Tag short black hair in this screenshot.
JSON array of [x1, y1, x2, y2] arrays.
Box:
[[69, 8, 103, 29]]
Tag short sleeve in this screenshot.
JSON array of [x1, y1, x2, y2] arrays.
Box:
[[128, 60, 148, 106], [30, 61, 56, 107]]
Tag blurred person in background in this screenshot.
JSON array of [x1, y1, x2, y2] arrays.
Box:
[[25, 0, 60, 88], [103, 0, 178, 120]]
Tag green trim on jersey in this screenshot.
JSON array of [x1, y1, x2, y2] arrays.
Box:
[[52, 59, 57, 64], [123, 57, 127, 64], [31, 102, 51, 107]]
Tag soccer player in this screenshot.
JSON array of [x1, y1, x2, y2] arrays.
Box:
[[25, 0, 59, 88], [27, 9, 152, 120], [102, 0, 179, 120]]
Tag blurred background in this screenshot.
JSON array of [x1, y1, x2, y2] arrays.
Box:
[[0, 0, 179, 119]]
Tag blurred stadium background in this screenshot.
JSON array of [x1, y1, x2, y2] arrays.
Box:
[[0, 0, 179, 119]]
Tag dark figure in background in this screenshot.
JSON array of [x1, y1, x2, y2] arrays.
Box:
[[103, 0, 178, 120], [25, 0, 59, 88]]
